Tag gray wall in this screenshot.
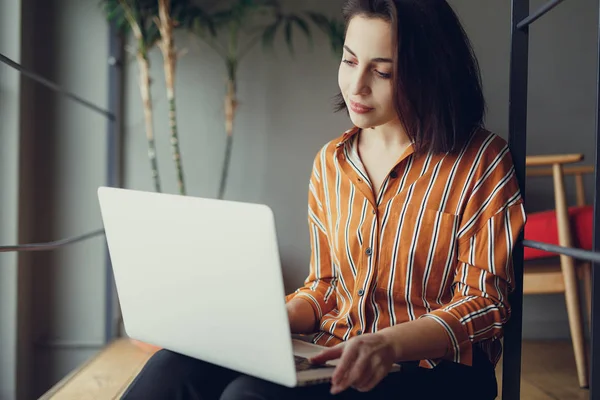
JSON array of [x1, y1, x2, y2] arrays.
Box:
[[1, 0, 598, 398], [453, 0, 598, 209]]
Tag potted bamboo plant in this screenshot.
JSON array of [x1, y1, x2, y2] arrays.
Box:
[[102, 0, 191, 196], [186, 0, 344, 199], [102, 0, 163, 193], [155, 0, 191, 195]]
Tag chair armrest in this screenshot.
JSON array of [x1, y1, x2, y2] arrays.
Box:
[[525, 154, 584, 167], [527, 165, 594, 177]]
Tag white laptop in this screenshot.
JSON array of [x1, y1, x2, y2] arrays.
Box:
[[97, 186, 349, 387]]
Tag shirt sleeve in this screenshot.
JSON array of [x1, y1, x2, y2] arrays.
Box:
[[285, 151, 337, 322], [419, 143, 527, 367]]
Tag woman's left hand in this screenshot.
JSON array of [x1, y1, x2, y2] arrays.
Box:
[[308, 333, 397, 394]]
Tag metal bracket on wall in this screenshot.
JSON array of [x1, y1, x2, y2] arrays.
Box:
[[0, 53, 115, 120]]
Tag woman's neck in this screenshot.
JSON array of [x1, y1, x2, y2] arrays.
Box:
[[358, 119, 411, 151]]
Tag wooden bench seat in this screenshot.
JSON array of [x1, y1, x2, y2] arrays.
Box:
[[40, 339, 153, 400], [40, 339, 586, 399]]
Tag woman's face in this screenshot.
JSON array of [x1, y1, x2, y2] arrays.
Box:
[[338, 16, 398, 129]]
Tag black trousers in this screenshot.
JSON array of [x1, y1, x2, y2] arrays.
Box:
[[121, 345, 498, 400]]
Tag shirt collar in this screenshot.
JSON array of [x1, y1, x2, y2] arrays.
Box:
[[335, 126, 416, 157], [335, 126, 361, 148]]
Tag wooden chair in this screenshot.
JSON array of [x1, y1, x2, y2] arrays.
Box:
[[524, 153, 594, 388]]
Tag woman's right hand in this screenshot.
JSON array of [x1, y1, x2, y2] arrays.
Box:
[[286, 297, 318, 334]]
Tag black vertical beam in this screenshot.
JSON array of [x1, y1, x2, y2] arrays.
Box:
[[504, 1, 529, 399], [105, 21, 123, 344], [590, 0, 600, 396]]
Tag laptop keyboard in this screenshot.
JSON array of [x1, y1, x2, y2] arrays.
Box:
[[294, 356, 334, 371]]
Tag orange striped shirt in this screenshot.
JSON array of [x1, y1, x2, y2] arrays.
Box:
[[286, 126, 526, 369]]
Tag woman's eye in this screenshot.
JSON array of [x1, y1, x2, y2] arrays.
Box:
[[376, 71, 392, 79], [342, 59, 356, 66]]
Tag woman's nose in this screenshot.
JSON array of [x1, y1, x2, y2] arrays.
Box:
[[350, 71, 370, 96]]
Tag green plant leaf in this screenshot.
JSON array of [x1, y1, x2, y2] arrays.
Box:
[[185, 5, 217, 38], [146, 22, 161, 46], [284, 17, 293, 54], [305, 11, 330, 33], [213, 9, 235, 28], [261, 18, 281, 50], [330, 19, 345, 54], [305, 11, 345, 55], [290, 15, 312, 49], [100, 0, 131, 33]]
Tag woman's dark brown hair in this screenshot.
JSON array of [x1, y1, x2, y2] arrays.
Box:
[[336, 0, 486, 154]]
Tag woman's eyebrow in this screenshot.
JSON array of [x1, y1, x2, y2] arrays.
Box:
[[344, 45, 393, 63]]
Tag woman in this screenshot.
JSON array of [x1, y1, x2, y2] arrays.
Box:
[[122, 0, 526, 399]]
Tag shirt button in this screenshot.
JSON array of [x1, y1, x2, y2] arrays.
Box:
[[357, 178, 363, 182], [365, 247, 372, 256], [357, 330, 363, 335], [358, 289, 365, 296], [372, 209, 376, 215], [390, 171, 398, 179]]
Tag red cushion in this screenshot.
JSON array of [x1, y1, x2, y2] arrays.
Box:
[[523, 205, 594, 260]]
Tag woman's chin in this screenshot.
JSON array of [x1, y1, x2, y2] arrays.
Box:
[[349, 114, 378, 129]]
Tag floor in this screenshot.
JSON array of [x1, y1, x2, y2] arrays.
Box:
[[496, 340, 589, 400], [42, 339, 590, 399]]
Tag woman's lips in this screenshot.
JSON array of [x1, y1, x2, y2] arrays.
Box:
[[349, 100, 374, 114]]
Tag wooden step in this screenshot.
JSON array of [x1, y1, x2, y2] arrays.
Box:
[[40, 339, 154, 400]]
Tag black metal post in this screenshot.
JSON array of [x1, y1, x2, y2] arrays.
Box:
[[105, 21, 123, 344], [0, 229, 104, 253], [0, 53, 115, 120], [505, 0, 529, 399], [523, 240, 600, 263], [589, 0, 600, 396], [517, 0, 568, 30]]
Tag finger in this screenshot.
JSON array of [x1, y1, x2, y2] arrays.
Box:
[[343, 355, 371, 389], [351, 357, 380, 391], [352, 370, 376, 392], [309, 342, 345, 364], [331, 352, 365, 393], [331, 344, 359, 386], [367, 369, 389, 392], [354, 367, 386, 393]]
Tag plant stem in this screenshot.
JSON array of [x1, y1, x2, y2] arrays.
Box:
[[167, 88, 185, 196], [158, 0, 186, 195], [118, 0, 163, 192], [219, 74, 237, 200], [136, 50, 161, 192], [218, 23, 240, 200]]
